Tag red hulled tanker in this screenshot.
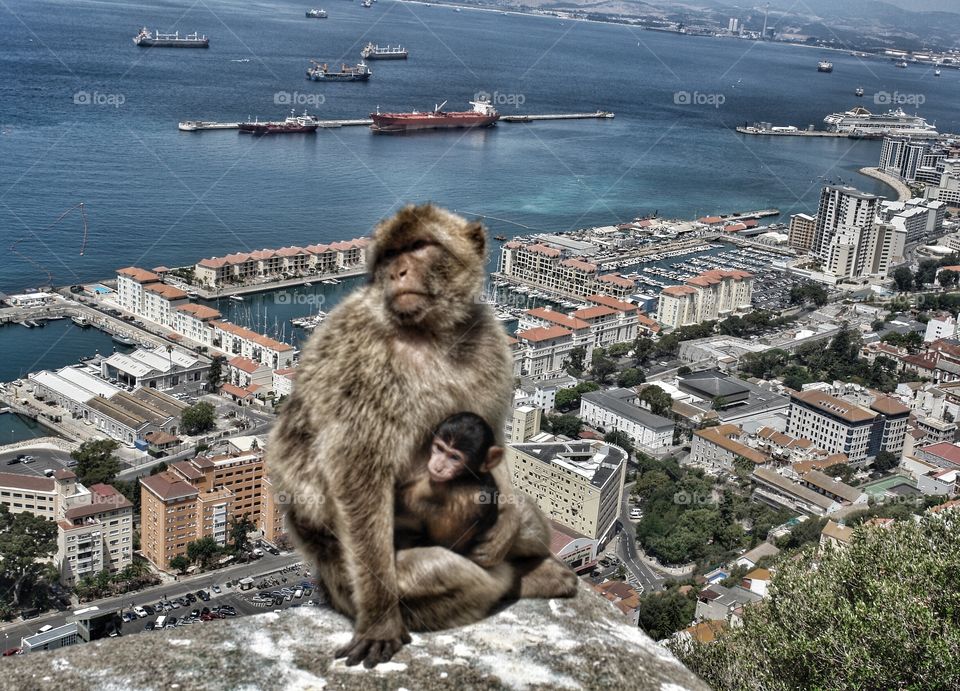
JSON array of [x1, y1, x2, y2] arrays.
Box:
[[370, 98, 499, 133]]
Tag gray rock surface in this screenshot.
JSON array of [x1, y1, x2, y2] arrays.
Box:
[[1, 587, 710, 690]]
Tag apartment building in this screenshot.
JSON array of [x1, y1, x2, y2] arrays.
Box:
[[788, 213, 817, 252], [690, 423, 770, 470], [813, 185, 882, 260], [211, 321, 295, 370], [497, 242, 633, 299], [172, 303, 221, 346], [116, 267, 162, 314], [0, 469, 133, 586], [505, 405, 542, 444], [514, 326, 579, 379], [786, 389, 909, 464], [656, 269, 754, 328], [506, 438, 627, 543], [139, 450, 268, 571]]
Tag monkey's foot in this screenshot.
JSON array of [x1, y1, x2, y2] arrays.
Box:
[[335, 629, 412, 669]]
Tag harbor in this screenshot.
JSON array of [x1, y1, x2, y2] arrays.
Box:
[[736, 125, 849, 138], [178, 111, 615, 132]]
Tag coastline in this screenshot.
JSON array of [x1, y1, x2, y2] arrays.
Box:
[[858, 167, 912, 202]]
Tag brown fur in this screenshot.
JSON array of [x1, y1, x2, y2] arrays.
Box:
[[267, 204, 575, 668]]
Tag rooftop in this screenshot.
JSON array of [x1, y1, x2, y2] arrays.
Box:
[[582, 389, 675, 432], [791, 390, 876, 424], [511, 439, 628, 489]]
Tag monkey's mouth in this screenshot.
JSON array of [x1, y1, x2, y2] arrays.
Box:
[[391, 291, 431, 314]]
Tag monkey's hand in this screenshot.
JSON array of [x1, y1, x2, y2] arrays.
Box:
[[335, 620, 412, 669], [468, 499, 520, 568]]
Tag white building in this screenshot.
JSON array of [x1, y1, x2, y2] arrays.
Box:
[[101, 345, 209, 393], [514, 326, 578, 379], [580, 388, 674, 451], [272, 368, 297, 398], [507, 438, 627, 543], [656, 270, 753, 328], [925, 315, 958, 343]]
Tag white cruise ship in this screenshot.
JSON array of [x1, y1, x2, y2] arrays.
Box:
[[823, 107, 937, 137]]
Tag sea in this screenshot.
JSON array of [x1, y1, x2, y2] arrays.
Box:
[[1, 0, 957, 390]]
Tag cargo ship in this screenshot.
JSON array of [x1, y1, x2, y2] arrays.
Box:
[[238, 111, 318, 134], [370, 98, 499, 134], [306, 61, 371, 81], [361, 43, 408, 60], [133, 27, 209, 48], [305, 9, 327, 18]]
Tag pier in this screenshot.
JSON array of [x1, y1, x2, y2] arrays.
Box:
[[178, 111, 614, 131]]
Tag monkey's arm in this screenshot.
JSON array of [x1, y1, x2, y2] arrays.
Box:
[[467, 462, 521, 567], [331, 455, 411, 667]]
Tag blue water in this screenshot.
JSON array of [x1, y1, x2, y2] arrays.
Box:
[[0, 319, 128, 382], [2, 0, 956, 296], [0, 412, 58, 445]]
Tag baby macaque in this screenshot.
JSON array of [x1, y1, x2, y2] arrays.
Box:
[[395, 412, 503, 555]]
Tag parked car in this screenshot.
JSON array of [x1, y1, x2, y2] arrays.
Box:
[[133, 606, 148, 618], [2, 648, 23, 657], [211, 584, 221, 594], [143, 605, 156, 616], [144, 622, 155, 631]]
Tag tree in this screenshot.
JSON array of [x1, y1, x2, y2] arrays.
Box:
[[186, 536, 221, 567], [673, 516, 960, 691], [547, 414, 583, 438], [564, 346, 586, 376], [637, 588, 696, 641], [712, 396, 728, 411], [915, 259, 940, 288], [229, 516, 256, 554], [0, 505, 58, 609], [873, 450, 900, 473], [169, 555, 191, 574], [617, 367, 645, 388], [554, 382, 600, 412], [938, 269, 958, 289], [590, 348, 617, 384], [604, 430, 634, 457], [70, 439, 121, 486], [892, 266, 913, 293], [181, 401, 217, 435], [207, 355, 225, 390], [639, 385, 673, 417]]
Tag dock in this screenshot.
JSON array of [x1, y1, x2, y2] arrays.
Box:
[[501, 111, 614, 123], [177, 111, 614, 131]]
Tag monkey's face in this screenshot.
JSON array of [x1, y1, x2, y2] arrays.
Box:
[[427, 437, 471, 483], [370, 205, 487, 329]]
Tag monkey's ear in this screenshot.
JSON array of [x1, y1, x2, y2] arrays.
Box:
[[465, 221, 486, 257], [482, 446, 504, 472]]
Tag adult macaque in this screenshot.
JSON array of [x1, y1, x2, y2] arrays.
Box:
[[268, 204, 576, 669]]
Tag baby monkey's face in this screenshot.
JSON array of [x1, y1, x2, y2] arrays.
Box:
[[427, 437, 471, 483]]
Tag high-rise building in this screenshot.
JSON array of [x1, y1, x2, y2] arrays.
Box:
[[788, 213, 817, 252], [728, 17, 740, 32], [506, 439, 627, 543], [656, 269, 753, 328], [813, 185, 883, 260]]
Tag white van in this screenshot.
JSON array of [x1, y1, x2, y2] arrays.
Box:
[[155, 615, 167, 629]]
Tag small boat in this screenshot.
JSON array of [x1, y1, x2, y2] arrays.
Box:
[[112, 334, 137, 346], [854, 86, 864, 97], [494, 234, 507, 241], [304, 282, 313, 287], [817, 61, 833, 73], [229, 295, 245, 302], [21, 321, 33, 329], [71, 315, 90, 328], [305, 9, 328, 18], [361, 0, 372, 6], [935, 68, 942, 76], [895, 60, 908, 68]]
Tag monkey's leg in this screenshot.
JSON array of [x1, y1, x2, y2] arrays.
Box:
[[285, 506, 356, 618], [514, 556, 579, 600], [395, 546, 517, 632]]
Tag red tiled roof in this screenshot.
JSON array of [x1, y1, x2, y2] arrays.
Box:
[[144, 283, 189, 300], [587, 295, 637, 312], [597, 274, 635, 289], [525, 307, 590, 331], [175, 303, 221, 320], [662, 285, 697, 296], [141, 471, 198, 502], [229, 356, 261, 374], [517, 326, 573, 343], [572, 305, 616, 320], [560, 258, 598, 272], [221, 382, 255, 399], [525, 244, 562, 258], [922, 442, 960, 467], [213, 321, 294, 352], [0, 472, 54, 492], [117, 267, 160, 284]]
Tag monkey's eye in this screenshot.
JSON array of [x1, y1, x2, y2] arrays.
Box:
[[408, 240, 429, 252]]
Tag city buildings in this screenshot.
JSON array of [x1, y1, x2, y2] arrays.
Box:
[[690, 423, 769, 470], [788, 213, 817, 252], [925, 158, 960, 206], [879, 136, 954, 184], [786, 389, 909, 464], [580, 388, 675, 451], [506, 438, 627, 543], [101, 345, 210, 393], [655, 269, 753, 328], [139, 449, 272, 571], [0, 469, 133, 587], [497, 240, 634, 299]]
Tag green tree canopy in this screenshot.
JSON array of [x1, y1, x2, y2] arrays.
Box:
[[70, 439, 121, 486], [169, 555, 191, 574], [181, 401, 217, 435], [892, 266, 913, 293], [603, 430, 634, 457], [546, 414, 583, 438], [639, 385, 673, 417], [0, 504, 58, 608], [673, 515, 960, 691], [186, 536, 221, 567]]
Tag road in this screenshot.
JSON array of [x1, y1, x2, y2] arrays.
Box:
[[0, 551, 305, 652]]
